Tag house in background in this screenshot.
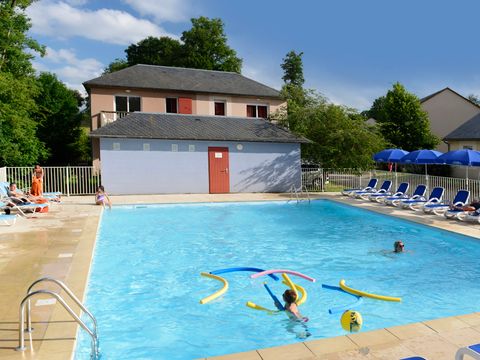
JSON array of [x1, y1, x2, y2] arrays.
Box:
[[84, 65, 307, 195], [83, 64, 286, 169], [420, 87, 480, 152]]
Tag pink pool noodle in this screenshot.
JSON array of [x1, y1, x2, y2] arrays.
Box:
[[250, 269, 316, 282]]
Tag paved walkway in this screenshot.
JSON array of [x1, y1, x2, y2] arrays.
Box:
[[0, 193, 479, 359]]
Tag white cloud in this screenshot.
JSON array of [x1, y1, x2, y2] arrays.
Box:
[[33, 47, 104, 93], [122, 0, 192, 23], [27, 1, 177, 45]]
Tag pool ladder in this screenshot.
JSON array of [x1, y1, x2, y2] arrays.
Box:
[[289, 184, 311, 203], [15, 277, 99, 360]]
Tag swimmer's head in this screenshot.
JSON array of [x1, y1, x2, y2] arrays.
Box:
[[394, 240, 404, 253], [282, 289, 297, 304]]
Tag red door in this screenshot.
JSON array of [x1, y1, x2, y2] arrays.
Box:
[[208, 147, 230, 193], [178, 98, 192, 114]]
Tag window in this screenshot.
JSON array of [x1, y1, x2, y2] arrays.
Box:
[[171, 144, 178, 152], [463, 145, 474, 150], [113, 142, 120, 150], [115, 96, 140, 113], [189, 144, 195, 152], [215, 102, 225, 116], [143, 143, 150, 151], [246, 105, 268, 118], [166, 98, 178, 113]]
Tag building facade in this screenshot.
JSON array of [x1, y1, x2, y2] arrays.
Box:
[[84, 65, 286, 169]]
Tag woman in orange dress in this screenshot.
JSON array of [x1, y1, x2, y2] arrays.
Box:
[[30, 164, 44, 196]]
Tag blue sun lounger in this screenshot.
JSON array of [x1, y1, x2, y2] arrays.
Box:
[[400, 187, 444, 211], [356, 180, 392, 200], [341, 178, 378, 196], [401, 357, 427, 360], [369, 182, 409, 203], [455, 342, 480, 359], [384, 184, 426, 207], [423, 189, 469, 217]]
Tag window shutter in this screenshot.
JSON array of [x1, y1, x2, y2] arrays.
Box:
[[179, 98, 193, 114]]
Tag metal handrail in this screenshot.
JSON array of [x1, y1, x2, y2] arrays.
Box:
[[26, 277, 97, 337], [16, 290, 98, 359], [301, 185, 311, 203], [289, 184, 300, 203]]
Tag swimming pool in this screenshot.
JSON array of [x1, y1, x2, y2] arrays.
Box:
[[75, 200, 480, 359]]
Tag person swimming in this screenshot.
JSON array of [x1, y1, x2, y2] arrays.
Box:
[[282, 289, 308, 322], [393, 240, 405, 253]]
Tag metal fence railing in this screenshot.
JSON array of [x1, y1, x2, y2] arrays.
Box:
[[302, 168, 480, 202], [5, 167, 101, 196]]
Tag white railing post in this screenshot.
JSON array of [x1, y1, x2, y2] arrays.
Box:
[[66, 167, 70, 197], [0, 167, 6, 182]]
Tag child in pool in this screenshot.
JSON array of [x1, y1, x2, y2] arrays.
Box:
[[282, 289, 308, 322]]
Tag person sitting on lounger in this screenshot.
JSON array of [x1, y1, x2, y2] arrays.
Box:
[[450, 198, 480, 213], [6, 183, 31, 205]]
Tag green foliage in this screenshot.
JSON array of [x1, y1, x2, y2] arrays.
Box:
[[0, 72, 48, 166], [181, 17, 242, 72], [281, 92, 386, 168], [34, 72, 84, 165], [281, 51, 304, 87], [468, 94, 480, 106], [105, 16, 242, 73], [126, 36, 182, 67], [103, 58, 128, 74], [368, 82, 439, 151], [0, 0, 45, 77]]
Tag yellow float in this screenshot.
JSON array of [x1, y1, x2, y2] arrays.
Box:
[[199, 272, 229, 304], [339, 279, 401, 302]]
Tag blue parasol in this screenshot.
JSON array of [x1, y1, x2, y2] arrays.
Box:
[[373, 149, 409, 188], [373, 148, 409, 163], [436, 149, 480, 189], [400, 150, 443, 191]]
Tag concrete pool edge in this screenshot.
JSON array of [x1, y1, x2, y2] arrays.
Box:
[[2, 193, 480, 360]]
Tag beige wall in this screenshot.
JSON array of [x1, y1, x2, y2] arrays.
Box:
[[89, 87, 285, 166], [89, 87, 285, 125], [421, 89, 480, 152]]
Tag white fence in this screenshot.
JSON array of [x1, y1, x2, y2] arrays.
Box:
[[5, 167, 100, 196], [302, 168, 480, 201]]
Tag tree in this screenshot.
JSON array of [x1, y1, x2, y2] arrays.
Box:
[[281, 51, 304, 87], [368, 82, 439, 151], [278, 92, 386, 168], [103, 58, 128, 74], [0, 0, 45, 77], [126, 36, 182, 67], [279, 50, 308, 116], [0, 73, 47, 166], [0, 0, 47, 166], [34, 72, 84, 165], [104, 16, 242, 74], [181, 17, 242, 72], [468, 94, 480, 106]]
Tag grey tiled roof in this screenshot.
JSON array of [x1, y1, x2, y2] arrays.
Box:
[[444, 113, 480, 140], [89, 113, 310, 144], [83, 64, 281, 98]]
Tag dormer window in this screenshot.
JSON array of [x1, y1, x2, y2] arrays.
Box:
[[246, 105, 268, 118]]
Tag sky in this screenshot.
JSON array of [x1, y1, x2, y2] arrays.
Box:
[[26, 0, 480, 111]]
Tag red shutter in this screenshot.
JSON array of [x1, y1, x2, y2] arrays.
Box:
[[178, 98, 192, 114]]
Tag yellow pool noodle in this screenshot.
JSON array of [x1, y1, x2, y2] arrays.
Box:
[[339, 279, 401, 302], [199, 272, 229, 304]]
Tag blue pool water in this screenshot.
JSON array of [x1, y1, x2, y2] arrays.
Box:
[[75, 200, 480, 359]]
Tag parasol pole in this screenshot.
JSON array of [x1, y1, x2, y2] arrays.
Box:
[[425, 164, 428, 192], [467, 166, 469, 191], [395, 163, 398, 189]]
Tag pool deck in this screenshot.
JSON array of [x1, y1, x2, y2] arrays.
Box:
[[1, 193, 480, 359]]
